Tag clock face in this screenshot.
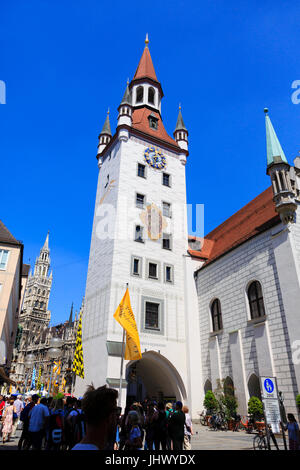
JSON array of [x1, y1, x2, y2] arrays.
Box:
[[144, 146, 167, 170]]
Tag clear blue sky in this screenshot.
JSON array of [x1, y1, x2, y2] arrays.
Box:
[[1, 1, 300, 324]]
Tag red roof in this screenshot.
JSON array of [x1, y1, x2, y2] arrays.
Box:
[[188, 186, 280, 265], [133, 46, 158, 82], [131, 108, 178, 148]]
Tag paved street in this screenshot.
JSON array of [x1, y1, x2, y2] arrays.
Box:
[[0, 424, 288, 451]]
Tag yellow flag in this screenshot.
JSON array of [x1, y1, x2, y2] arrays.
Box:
[[113, 288, 142, 360]]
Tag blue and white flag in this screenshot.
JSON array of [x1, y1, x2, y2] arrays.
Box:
[[31, 367, 36, 389]]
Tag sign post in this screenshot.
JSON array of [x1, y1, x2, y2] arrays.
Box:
[[260, 376, 281, 450]]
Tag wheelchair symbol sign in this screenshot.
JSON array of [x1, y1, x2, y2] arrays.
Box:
[[264, 379, 274, 394]]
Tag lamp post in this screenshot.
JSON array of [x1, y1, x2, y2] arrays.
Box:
[[47, 337, 63, 397], [24, 354, 35, 394]]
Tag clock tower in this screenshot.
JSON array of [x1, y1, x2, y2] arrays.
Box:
[[76, 37, 203, 418]]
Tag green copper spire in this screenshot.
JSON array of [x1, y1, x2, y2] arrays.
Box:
[[68, 302, 73, 326], [174, 104, 187, 131], [265, 108, 288, 167], [100, 109, 112, 136]]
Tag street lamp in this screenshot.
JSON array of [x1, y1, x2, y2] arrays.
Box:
[[24, 354, 35, 394], [47, 337, 63, 397]]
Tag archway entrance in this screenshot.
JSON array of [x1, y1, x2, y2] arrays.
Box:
[[126, 351, 187, 405]]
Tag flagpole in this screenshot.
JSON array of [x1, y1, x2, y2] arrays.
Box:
[[118, 283, 128, 408]]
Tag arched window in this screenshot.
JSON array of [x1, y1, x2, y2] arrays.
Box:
[[248, 281, 265, 319], [148, 87, 155, 104], [211, 299, 223, 332], [224, 376, 234, 397], [248, 374, 261, 399], [136, 86, 144, 103], [204, 379, 212, 394]]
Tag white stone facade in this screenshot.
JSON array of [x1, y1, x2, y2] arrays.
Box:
[[196, 204, 300, 416]]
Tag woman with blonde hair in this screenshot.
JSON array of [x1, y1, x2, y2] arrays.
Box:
[[182, 405, 193, 450], [1, 398, 17, 444]]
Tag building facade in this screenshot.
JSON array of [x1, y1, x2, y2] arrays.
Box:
[[75, 38, 202, 416], [192, 111, 300, 417], [75, 40, 300, 419], [9, 234, 80, 395], [0, 220, 27, 379]]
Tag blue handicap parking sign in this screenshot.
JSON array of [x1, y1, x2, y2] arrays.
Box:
[[264, 378, 274, 394]]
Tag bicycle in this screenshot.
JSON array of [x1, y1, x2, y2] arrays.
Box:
[[253, 428, 267, 450], [198, 410, 208, 426]]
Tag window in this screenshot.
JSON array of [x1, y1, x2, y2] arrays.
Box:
[[162, 173, 171, 187], [164, 264, 174, 283], [211, 299, 223, 332], [162, 233, 172, 250], [162, 202, 171, 217], [137, 163, 146, 178], [136, 193, 145, 209], [135, 225, 144, 243], [136, 86, 144, 103], [145, 302, 159, 330], [131, 256, 142, 277], [0, 250, 9, 270], [148, 262, 158, 279], [148, 87, 155, 104], [149, 116, 158, 130], [248, 281, 265, 319]]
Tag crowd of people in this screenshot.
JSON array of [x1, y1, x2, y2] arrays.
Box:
[[0, 387, 193, 451]]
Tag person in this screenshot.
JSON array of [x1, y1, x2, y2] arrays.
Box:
[[72, 384, 118, 450], [46, 398, 65, 450], [124, 410, 143, 450], [165, 403, 173, 450], [65, 398, 84, 449], [119, 405, 131, 451], [284, 414, 300, 450], [0, 395, 5, 418], [144, 402, 157, 450], [182, 405, 193, 450], [11, 394, 24, 437], [168, 401, 186, 450], [28, 396, 50, 450], [18, 395, 36, 450], [1, 397, 17, 444], [153, 402, 168, 450]]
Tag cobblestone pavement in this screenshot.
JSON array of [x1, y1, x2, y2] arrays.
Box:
[[0, 425, 287, 451]]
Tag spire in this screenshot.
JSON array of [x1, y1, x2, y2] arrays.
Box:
[[265, 108, 288, 167], [42, 231, 50, 251], [100, 109, 112, 136], [174, 104, 187, 132], [133, 35, 158, 82], [120, 82, 132, 106], [68, 302, 73, 326]]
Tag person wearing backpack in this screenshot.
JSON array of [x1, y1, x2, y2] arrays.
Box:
[[45, 398, 65, 450]]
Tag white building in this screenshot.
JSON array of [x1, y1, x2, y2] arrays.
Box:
[[75, 38, 202, 417], [76, 39, 300, 419], [193, 109, 300, 417]]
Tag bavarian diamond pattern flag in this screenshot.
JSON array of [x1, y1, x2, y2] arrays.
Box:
[[72, 309, 84, 378]]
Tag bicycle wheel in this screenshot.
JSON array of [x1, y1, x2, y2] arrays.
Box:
[[253, 435, 267, 450]]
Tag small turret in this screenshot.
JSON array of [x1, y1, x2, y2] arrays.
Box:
[[97, 110, 112, 158], [174, 104, 188, 152], [118, 80, 133, 127], [265, 108, 297, 224]]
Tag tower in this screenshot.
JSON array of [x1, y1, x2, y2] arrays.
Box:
[[75, 37, 202, 416], [19, 232, 52, 349], [265, 108, 298, 224]]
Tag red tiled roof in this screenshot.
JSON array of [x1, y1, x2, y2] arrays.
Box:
[[131, 108, 178, 148], [0, 220, 20, 245], [133, 46, 158, 82], [188, 186, 280, 265]]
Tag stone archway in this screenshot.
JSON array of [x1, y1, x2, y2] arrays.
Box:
[[248, 373, 261, 399], [126, 351, 187, 404]]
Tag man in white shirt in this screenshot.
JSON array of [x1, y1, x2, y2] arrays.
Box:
[[28, 396, 50, 450], [11, 395, 24, 437]]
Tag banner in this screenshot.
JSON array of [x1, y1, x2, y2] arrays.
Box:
[[113, 287, 142, 360]]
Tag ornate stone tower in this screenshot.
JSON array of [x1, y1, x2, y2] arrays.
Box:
[[19, 232, 52, 350]]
